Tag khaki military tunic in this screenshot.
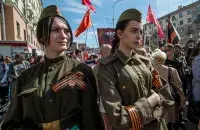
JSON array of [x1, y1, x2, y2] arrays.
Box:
[[2, 55, 103, 130], [97, 49, 174, 130]]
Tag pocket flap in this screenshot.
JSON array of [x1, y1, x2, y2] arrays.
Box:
[[17, 88, 38, 97]]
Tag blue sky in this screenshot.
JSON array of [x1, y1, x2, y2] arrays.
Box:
[[42, 0, 196, 48]]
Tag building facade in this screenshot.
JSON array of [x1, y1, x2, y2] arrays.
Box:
[[0, 0, 43, 58], [144, 0, 200, 50]]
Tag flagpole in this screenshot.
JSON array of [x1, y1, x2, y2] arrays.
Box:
[[91, 18, 99, 47], [85, 29, 88, 44]]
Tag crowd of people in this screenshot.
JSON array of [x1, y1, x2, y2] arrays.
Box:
[[0, 4, 199, 130]]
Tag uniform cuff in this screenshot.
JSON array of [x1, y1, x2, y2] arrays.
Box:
[[124, 105, 142, 130]]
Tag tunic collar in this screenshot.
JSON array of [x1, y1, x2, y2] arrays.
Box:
[[114, 49, 142, 65]]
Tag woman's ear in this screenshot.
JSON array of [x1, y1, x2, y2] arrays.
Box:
[[117, 30, 123, 39]]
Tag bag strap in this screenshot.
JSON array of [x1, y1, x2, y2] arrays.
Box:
[[168, 67, 172, 84]]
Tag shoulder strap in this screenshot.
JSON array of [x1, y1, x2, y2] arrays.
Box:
[[99, 55, 117, 65], [168, 67, 174, 85], [168, 67, 171, 81]]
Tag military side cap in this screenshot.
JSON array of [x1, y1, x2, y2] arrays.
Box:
[[117, 8, 142, 23], [38, 5, 63, 23], [174, 44, 182, 49]]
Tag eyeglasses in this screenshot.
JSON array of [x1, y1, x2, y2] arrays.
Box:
[[164, 50, 172, 53]]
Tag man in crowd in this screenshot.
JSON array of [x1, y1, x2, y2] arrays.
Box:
[[93, 44, 112, 130], [75, 49, 83, 61], [8, 54, 30, 93], [164, 44, 188, 126]]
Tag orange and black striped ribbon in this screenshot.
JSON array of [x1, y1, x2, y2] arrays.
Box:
[[152, 69, 161, 89], [167, 18, 180, 44], [52, 72, 86, 92], [125, 106, 142, 130]]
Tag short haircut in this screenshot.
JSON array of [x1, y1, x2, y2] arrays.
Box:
[[75, 49, 82, 55], [164, 44, 174, 50], [100, 44, 112, 52], [152, 49, 167, 64], [15, 54, 23, 59]]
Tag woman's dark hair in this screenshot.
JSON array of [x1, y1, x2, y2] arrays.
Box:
[[111, 20, 131, 54], [186, 48, 193, 63], [0, 55, 5, 74], [36, 16, 73, 48], [0, 54, 3, 62], [75, 49, 82, 55], [190, 40, 200, 57]]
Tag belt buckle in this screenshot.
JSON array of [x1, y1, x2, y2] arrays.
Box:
[[42, 120, 60, 130]]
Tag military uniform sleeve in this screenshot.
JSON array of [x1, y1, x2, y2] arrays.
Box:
[[77, 63, 98, 96], [77, 64, 104, 130], [98, 64, 158, 129], [97, 64, 132, 129], [2, 74, 24, 130]]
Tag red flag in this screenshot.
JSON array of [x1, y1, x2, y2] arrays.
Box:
[[82, 0, 96, 12], [146, 4, 165, 39], [75, 9, 92, 37]]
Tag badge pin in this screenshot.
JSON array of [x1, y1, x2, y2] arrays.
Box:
[[68, 80, 76, 87]]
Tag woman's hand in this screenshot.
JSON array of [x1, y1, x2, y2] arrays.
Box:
[[147, 92, 160, 108]]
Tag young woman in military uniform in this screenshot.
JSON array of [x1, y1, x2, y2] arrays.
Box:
[[97, 9, 174, 130], [2, 5, 103, 130]]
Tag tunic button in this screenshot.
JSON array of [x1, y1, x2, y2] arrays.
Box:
[[48, 99, 53, 103], [48, 67, 55, 71]]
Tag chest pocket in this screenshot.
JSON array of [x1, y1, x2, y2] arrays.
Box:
[[17, 87, 39, 115], [17, 88, 38, 98]]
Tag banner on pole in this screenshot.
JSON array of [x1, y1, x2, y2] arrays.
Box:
[[97, 28, 115, 47]]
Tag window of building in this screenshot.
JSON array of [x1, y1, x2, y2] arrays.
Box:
[[188, 18, 192, 23], [172, 16, 176, 21], [179, 12, 183, 18], [180, 28, 184, 33], [34, 41, 35, 46], [28, 34, 30, 43], [160, 21, 162, 25], [197, 14, 200, 20], [188, 26, 192, 31], [15, 0, 18, 6], [180, 20, 184, 25], [173, 23, 176, 27], [187, 10, 192, 15], [144, 25, 147, 30], [16, 22, 20, 38], [149, 25, 151, 29], [165, 19, 168, 23], [196, 6, 200, 11], [24, 30, 26, 40], [22, 7, 25, 15]]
